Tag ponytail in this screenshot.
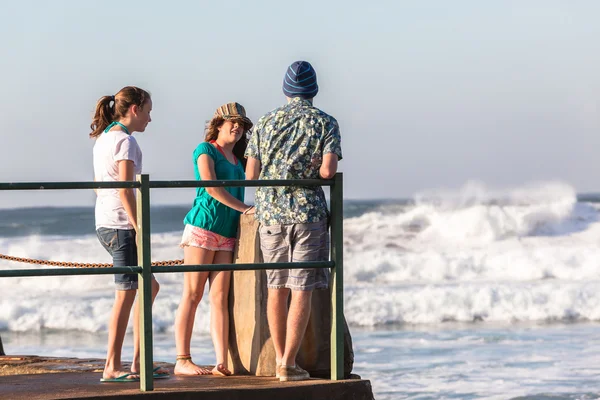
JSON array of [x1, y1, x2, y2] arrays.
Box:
[[89, 96, 115, 138]]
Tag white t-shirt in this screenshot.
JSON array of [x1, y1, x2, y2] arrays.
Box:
[[93, 130, 142, 230]]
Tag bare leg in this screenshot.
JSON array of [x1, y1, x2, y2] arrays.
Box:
[[103, 289, 137, 380], [267, 288, 291, 367], [209, 251, 233, 376], [281, 289, 312, 367], [174, 246, 214, 375], [131, 279, 167, 374]]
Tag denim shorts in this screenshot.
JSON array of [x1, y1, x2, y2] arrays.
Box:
[[96, 227, 153, 291]]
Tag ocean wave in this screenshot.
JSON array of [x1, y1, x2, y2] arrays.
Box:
[[4, 277, 600, 331], [345, 281, 600, 326], [1, 181, 600, 331]]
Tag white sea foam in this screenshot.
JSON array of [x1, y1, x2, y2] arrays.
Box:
[[345, 281, 600, 326], [1, 181, 600, 331]]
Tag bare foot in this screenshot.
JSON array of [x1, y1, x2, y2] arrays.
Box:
[[131, 364, 170, 376], [212, 363, 232, 376], [174, 359, 211, 375], [102, 369, 139, 381], [152, 366, 170, 376]]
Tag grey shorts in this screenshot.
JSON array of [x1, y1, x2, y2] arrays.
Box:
[[259, 220, 330, 291]]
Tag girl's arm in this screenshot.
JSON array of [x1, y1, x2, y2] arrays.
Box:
[[198, 154, 253, 213], [117, 160, 138, 231]]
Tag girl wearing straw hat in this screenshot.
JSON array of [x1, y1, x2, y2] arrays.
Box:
[[174, 102, 255, 376]]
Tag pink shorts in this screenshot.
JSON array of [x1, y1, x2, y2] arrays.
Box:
[[179, 224, 236, 252]]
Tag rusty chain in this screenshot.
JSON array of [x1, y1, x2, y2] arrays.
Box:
[[0, 253, 184, 268]]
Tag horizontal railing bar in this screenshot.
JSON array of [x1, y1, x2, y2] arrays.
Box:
[[0, 179, 334, 191], [149, 179, 334, 188], [152, 261, 335, 273], [0, 267, 142, 278], [0, 182, 140, 190], [0, 261, 335, 278]]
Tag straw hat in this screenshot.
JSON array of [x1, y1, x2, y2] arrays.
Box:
[[213, 102, 253, 130]]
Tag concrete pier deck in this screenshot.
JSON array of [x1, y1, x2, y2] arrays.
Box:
[[0, 356, 374, 400]]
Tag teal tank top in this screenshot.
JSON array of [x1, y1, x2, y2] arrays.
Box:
[[183, 142, 245, 238]]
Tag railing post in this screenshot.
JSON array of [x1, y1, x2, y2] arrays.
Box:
[[136, 174, 154, 391], [330, 172, 344, 380]]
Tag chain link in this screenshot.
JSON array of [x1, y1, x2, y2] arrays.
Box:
[[0, 253, 183, 268]]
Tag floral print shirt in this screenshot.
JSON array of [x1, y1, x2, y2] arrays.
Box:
[[245, 97, 342, 226]]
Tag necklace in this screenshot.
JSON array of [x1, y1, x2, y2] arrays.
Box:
[[103, 121, 130, 135], [210, 140, 238, 165]]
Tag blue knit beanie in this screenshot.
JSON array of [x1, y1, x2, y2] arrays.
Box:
[[282, 61, 319, 99]]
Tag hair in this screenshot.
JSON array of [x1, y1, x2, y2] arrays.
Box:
[[89, 86, 151, 138], [204, 117, 249, 168]]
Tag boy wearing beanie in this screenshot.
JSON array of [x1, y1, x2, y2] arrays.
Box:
[[245, 61, 343, 382]]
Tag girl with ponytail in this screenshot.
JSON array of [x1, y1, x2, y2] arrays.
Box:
[[90, 86, 168, 382]]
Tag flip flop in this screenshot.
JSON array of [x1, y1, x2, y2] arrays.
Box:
[[100, 373, 140, 383], [153, 366, 170, 379]]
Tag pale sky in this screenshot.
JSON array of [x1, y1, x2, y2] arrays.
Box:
[[0, 0, 599, 208]]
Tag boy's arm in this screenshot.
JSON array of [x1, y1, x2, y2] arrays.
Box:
[[245, 157, 261, 180], [319, 153, 338, 179], [320, 119, 342, 179]]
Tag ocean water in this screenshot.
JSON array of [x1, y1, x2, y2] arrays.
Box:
[[2, 181, 600, 399]]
